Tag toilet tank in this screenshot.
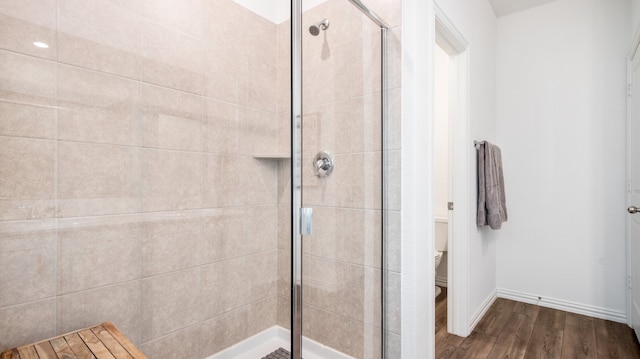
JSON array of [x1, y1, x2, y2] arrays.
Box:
[[435, 217, 448, 252]]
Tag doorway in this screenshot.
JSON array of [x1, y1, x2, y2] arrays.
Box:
[[434, 5, 471, 337]]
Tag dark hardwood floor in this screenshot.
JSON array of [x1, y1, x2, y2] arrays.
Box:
[[435, 288, 640, 358]]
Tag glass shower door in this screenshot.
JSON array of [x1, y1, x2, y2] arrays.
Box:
[[292, 1, 388, 357]]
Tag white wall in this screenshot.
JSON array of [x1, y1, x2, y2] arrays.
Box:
[[434, 44, 451, 220], [434, 44, 450, 284], [435, 0, 498, 328], [496, 0, 630, 320], [633, 0, 640, 37]]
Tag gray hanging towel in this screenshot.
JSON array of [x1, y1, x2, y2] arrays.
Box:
[[476, 141, 507, 229]]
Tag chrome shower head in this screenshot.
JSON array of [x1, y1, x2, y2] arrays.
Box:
[[309, 19, 330, 36]]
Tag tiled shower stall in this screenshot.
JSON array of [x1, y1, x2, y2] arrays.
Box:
[[0, 0, 402, 358]]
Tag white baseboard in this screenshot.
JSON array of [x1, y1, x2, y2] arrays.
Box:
[[468, 289, 497, 333], [497, 288, 627, 323], [206, 326, 355, 359], [435, 276, 448, 287]]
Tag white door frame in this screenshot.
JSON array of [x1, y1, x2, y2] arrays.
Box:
[[434, 3, 471, 337]]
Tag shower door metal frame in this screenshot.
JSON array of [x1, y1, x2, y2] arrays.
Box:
[[290, 1, 389, 358]]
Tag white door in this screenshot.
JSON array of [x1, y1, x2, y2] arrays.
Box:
[[628, 47, 640, 341]]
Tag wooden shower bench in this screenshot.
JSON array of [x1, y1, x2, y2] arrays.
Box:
[[1, 322, 147, 359]]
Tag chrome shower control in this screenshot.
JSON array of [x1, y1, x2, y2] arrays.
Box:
[[313, 151, 335, 177]]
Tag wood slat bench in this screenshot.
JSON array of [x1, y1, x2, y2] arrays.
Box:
[[1, 322, 147, 359]]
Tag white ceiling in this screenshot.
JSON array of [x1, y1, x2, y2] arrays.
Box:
[[488, 0, 558, 17]]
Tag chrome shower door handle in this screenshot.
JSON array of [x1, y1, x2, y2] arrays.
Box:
[[629, 206, 640, 214], [314, 151, 335, 177]]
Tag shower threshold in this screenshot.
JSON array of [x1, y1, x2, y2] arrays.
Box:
[[206, 326, 354, 359]]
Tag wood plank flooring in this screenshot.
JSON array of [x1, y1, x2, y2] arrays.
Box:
[[435, 288, 640, 358]]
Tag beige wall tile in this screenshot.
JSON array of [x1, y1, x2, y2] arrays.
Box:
[[303, 305, 351, 355], [277, 295, 291, 329], [141, 213, 204, 276], [277, 249, 290, 298], [384, 270, 401, 335], [58, 33, 142, 80], [0, 50, 56, 106], [277, 111, 291, 156], [304, 207, 349, 262], [302, 102, 336, 155], [0, 299, 56, 350], [339, 152, 382, 209], [201, 257, 249, 318], [204, 99, 239, 154], [366, 0, 402, 29], [277, 204, 290, 250], [203, 154, 246, 208], [323, 0, 371, 48], [139, 323, 202, 359], [106, 0, 141, 14], [277, 21, 290, 68], [349, 320, 382, 359], [57, 215, 141, 294], [245, 205, 277, 254], [303, 255, 350, 318], [0, 0, 57, 59], [141, 20, 204, 94], [277, 160, 291, 205], [58, 142, 140, 217], [245, 158, 278, 206], [244, 60, 277, 112], [0, 137, 55, 221], [0, 101, 55, 140], [384, 210, 401, 273], [202, 208, 246, 262], [245, 107, 278, 155], [386, 88, 402, 150], [58, 0, 143, 79], [387, 28, 402, 90], [141, 149, 202, 212], [58, 65, 141, 146], [301, 55, 337, 109], [0, 221, 55, 307], [0, 138, 54, 199], [141, 267, 203, 341], [384, 330, 401, 358], [247, 295, 277, 336], [338, 94, 382, 153], [301, 152, 382, 210], [141, 84, 203, 152], [348, 209, 382, 268], [198, 306, 248, 357], [0, 14, 56, 60], [334, 37, 379, 101], [385, 150, 401, 211], [0, 0, 56, 28], [204, 43, 244, 105], [246, 250, 277, 302], [203, 0, 247, 54], [350, 265, 382, 326], [139, 0, 203, 38], [245, 11, 277, 66], [57, 281, 142, 345]]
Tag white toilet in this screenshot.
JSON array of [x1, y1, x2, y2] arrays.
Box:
[[434, 218, 448, 298]]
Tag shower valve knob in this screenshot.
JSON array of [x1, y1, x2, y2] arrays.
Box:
[[313, 151, 335, 178]]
